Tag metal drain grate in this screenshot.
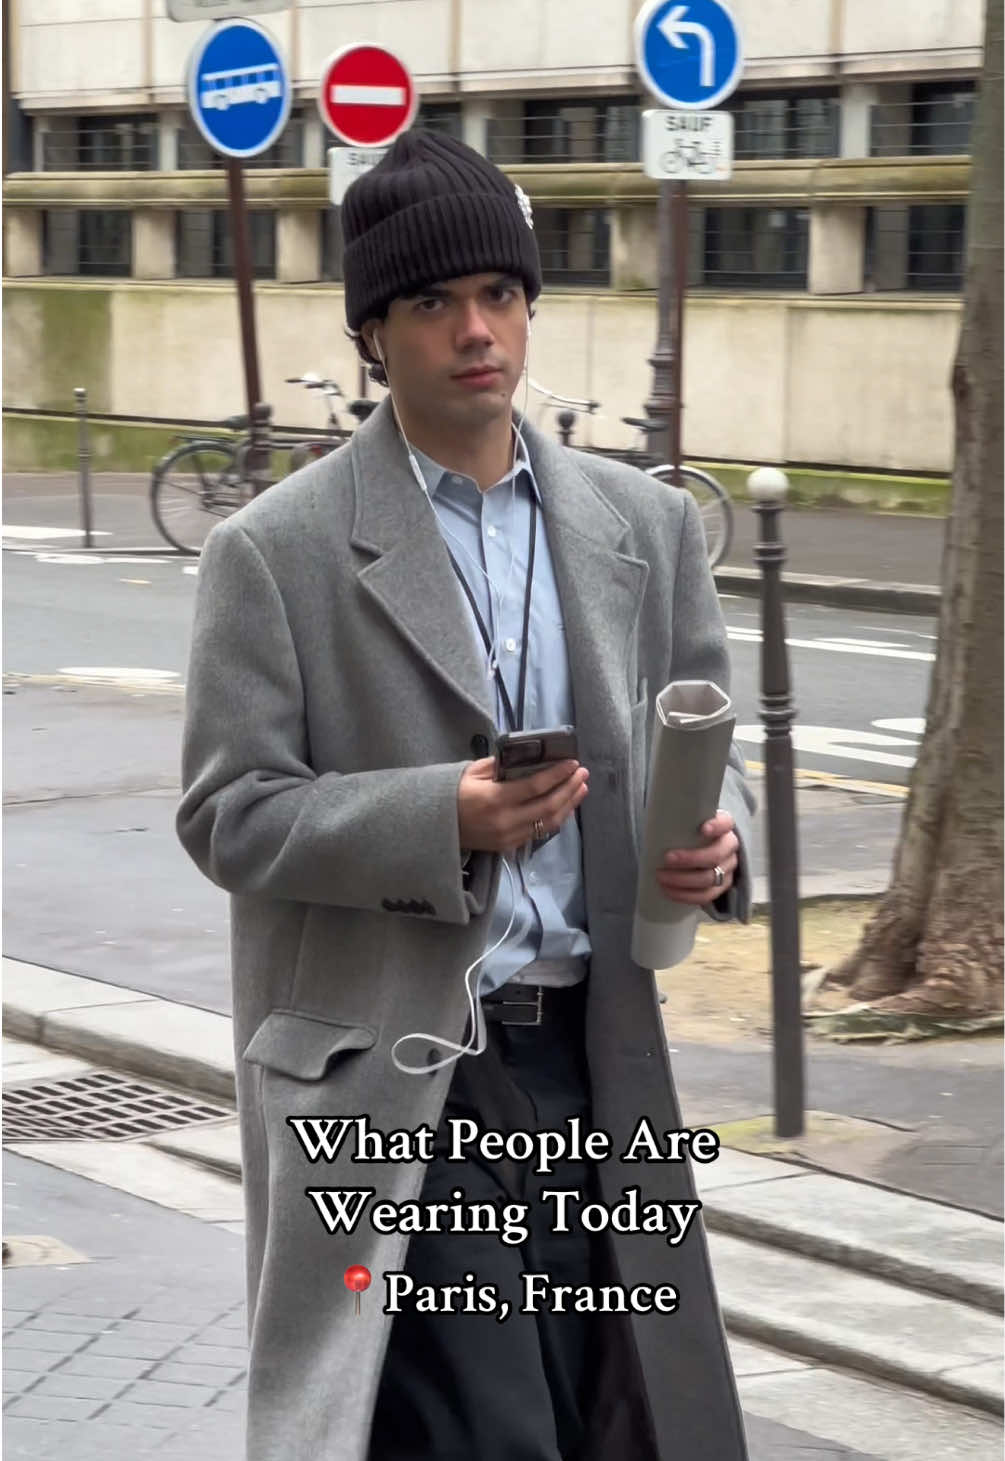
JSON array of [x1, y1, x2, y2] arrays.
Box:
[[3, 1071, 231, 1143]]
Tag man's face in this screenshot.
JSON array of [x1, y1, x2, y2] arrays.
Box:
[[368, 272, 529, 433]]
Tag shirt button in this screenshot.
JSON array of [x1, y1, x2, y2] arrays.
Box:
[[486, 525, 497, 538], [528, 873, 538, 884], [504, 637, 517, 653]]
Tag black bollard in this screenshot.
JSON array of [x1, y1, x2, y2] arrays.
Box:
[[73, 387, 94, 549], [749, 467, 805, 1139], [248, 402, 273, 498], [556, 409, 577, 447]]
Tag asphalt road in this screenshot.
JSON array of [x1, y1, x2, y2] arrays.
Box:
[[4, 471, 947, 581], [3, 543, 933, 789]]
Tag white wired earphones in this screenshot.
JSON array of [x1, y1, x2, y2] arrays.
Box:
[[374, 313, 538, 1075]]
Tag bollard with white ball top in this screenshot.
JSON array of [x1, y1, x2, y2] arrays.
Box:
[[748, 465, 805, 1139]]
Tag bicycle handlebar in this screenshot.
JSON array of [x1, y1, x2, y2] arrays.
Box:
[[527, 378, 600, 413], [284, 375, 344, 396]]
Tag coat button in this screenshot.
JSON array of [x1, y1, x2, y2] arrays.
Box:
[[470, 734, 490, 758]]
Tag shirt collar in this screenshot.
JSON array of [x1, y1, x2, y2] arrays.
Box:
[[410, 427, 541, 505]]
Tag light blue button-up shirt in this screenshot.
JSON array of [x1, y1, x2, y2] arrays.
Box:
[[412, 436, 592, 993]]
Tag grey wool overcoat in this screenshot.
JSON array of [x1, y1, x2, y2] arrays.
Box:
[[177, 397, 755, 1461]]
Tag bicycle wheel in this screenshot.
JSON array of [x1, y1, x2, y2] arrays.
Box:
[[647, 463, 734, 569], [150, 441, 247, 554]]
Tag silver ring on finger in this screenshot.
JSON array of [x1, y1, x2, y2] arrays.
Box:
[[712, 865, 725, 888], [533, 818, 547, 841]]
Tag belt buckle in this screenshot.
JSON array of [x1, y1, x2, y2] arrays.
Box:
[[500, 985, 544, 1027]]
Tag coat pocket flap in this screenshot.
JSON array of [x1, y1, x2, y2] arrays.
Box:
[[242, 1011, 377, 1079]]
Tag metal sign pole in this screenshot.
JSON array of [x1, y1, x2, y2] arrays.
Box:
[[644, 180, 675, 468], [670, 179, 688, 483], [225, 156, 262, 420]]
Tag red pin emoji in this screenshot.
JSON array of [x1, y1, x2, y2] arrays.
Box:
[[344, 1264, 372, 1316]]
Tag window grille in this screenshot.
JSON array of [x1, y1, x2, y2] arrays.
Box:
[[488, 99, 640, 165], [415, 104, 463, 141], [176, 209, 276, 278], [177, 110, 305, 169], [42, 114, 158, 171], [870, 83, 975, 157], [534, 208, 611, 288], [701, 208, 809, 289], [731, 92, 839, 160], [41, 209, 131, 276]]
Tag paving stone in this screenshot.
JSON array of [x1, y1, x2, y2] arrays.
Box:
[[206, 1384, 246, 1412], [61, 1352, 153, 1381], [5, 1394, 104, 1421], [2, 1370, 40, 1395], [119, 1378, 220, 1408], [4, 1327, 91, 1354], [87, 1334, 185, 1361], [131, 1304, 227, 1327], [0, 1346, 71, 1372], [92, 1400, 189, 1428], [110, 1319, 200, 1344], [172, 1341, 248, 1368], [151, 1360, 246, 1387], [30, 1372, 131, 1402], [20, 1312, 117, 1335]]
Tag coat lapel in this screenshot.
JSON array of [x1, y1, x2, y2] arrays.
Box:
[[519, 417, 650, 766], [349, 401, 496, 728], [348, 400, 649, 753]]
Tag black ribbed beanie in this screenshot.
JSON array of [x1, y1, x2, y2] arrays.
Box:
[[341, 130, 542, 331]]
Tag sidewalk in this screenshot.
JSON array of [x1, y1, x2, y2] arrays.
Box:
[[3, 473, 944, 613], [3, 961, 1001, 1460]]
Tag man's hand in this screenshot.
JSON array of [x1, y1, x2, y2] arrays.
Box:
[[656, 811, 739, 906], [458, 758, 589, 855]]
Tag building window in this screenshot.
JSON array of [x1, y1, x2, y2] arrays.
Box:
[[177, 110, 305, 169], [865, 204, 966, 291], [534, 208, 610, 287], [42, 209, 132, 275], [702, 208, 809, 288], [488, 98, 639, 165], [42, 114, 159, 170], [730, 92, 839, 160], [910, 82, 976, 156], [871, 82, 975, 157], [907, 204, 966, 289], [321, 208, 344, 282], [415, 104, 463, 140], [176, 210, 276, 278]]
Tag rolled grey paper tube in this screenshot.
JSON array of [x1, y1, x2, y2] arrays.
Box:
[[631, 681, 735, 970]]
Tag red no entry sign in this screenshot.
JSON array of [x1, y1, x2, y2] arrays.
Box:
[[318, 44, 417, 147]]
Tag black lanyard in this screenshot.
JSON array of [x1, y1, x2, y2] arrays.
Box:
[[446, 496, 537, 734]]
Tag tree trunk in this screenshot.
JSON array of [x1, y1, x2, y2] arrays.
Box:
[[822, 0, 1004, 1027]]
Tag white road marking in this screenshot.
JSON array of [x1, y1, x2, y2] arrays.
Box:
[[817, 637, 913, 650], [1, 524, 112, 540], [57, 667, 181, 688], [727, 627, 934, 663], [873, 717, 926, 735], [33, 554, 105, 565], [736, 724, 920, 770]]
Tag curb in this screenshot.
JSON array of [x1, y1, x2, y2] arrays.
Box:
[[719, 1302, 1002, 1418], [714, 566, 940, 616], [5, 959, 1001, 1418], [703, 1206, 1003, 1315]]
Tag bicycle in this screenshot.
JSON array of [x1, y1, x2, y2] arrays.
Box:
[[527, 378, 733, 569], [150, 376, 376, 554]]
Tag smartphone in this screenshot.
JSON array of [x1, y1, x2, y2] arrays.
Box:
[[493, 726, 578, 782]]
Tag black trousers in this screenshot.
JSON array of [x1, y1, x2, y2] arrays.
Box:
[[368, 985, 658, 1461]]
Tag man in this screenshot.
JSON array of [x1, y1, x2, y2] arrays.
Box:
[[177, 130, 754, 1461]]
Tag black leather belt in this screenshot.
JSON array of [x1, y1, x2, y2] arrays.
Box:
[[481, 982, 585, 1027]]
